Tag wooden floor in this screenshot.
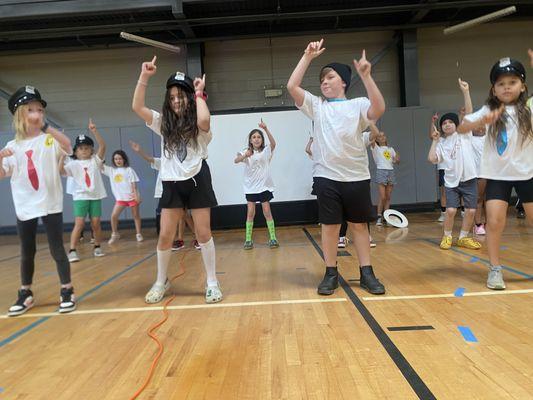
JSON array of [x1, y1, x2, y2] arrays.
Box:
[[0, 212, 532, 399]]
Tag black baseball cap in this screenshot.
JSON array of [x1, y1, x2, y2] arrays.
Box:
[[8, 86, 47, 114], [490, 58, 526, 84], [166, 71, 195, 93]]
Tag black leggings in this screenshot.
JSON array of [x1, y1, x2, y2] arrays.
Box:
[[16, 212, 71, 286]]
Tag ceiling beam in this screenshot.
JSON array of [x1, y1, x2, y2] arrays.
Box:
[[409, 0, 440, 23], [171, 0, 196, 38]]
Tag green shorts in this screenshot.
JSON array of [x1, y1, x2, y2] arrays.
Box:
[[73, 199, 102, 218]]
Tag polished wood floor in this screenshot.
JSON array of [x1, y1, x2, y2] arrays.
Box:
[[0, 212, 532, 399]]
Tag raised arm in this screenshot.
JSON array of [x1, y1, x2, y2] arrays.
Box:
[[0, 148, 14, 180], [287, 39, 325, 107], [427, 124, 440, 164], [132, 55, 157, 125], [194, 74, 210, 132], [458, 78, 473, 115], [259, 119, 276, 151], [368, 120, 379, 148], [58, 154, 68, 177], [46, 125, 72, 155], [353, 50, 385, 121], [129, 140, 154, 164], [88, 119, 106, 160]]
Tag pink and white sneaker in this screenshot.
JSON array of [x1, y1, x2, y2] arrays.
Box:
[[474, 224, 486, 235]]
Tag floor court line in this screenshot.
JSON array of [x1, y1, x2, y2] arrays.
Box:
[[0, 298, 348, 320], [362, 288, 533, 301]]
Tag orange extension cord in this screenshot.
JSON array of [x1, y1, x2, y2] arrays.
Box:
[[129, 250, 188, 400]]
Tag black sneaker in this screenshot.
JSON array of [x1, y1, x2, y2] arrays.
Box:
[[359, 266, 385, 295], [317, 267, 339, 295], [8, 289, 34, 317], [59, 287, 77, 313]]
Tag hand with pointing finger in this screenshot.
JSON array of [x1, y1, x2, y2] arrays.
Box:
[[141, 56, 157, 79], [194, 74, 206, 93], [304, 39, 326, 60], [88, 118, 97, 133], [353, 49, 371, 79], [258, 118, 267, 130], [458, 78, 469, 93]]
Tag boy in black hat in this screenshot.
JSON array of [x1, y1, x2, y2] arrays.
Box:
[[287, 39, 386, 295]]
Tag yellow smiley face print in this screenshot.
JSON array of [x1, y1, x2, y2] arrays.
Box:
[[114, 174, 124, 183], [44, 134, 54, 147], [383, 149, 391, 161]]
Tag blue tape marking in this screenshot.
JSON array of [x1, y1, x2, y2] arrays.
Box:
[[215, 271, 225, 275], [0, 252, 156, 349], [0, 387, 4, 393], [423, 239, 533, 279], [469, 256, 479, 263], [454, 287, 465, 297], [500, 246, 508, 250], [458, 326, 478, 343]]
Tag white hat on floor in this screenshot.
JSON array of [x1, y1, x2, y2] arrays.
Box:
[[383, 209, 408, 228]]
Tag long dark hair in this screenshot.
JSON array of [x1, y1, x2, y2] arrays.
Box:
[[486, 84, 532, 147], [112, 149, 129, 167], [247, 129, 265, 152], [161, 85, 198, 158]]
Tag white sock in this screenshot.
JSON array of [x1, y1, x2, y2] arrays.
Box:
[[156, 249, 172, 286], [459, 230, 469, 239], [199, 237, 218, 287], [444, 230, 452, 237]]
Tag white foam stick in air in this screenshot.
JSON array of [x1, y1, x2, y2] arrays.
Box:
[[120, 32, 181, 53], [443, 6, 516, 35]]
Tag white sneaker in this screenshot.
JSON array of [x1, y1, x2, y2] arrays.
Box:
[[108, 233, 120, 245], [90, 237, 95, 244], [461, 210, 465, 218], [68, 250, 80, 263], [337, 236, 347, 248], [205, 283, 223, 303], [145, 280, 170, 304], [93, 247, 105, 257], [136, 233, 144, 242], [437, 212, 446, 222], [376, 216, 383, 226], [487, 267, 506, 290]]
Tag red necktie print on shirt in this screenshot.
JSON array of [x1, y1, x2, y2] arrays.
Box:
[[84, 167, 91, 188], [25, 150, 39, 191]]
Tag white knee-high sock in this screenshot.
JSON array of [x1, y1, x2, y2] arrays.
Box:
[[156, 249, 172, 285], [199, 237, 217, 286]]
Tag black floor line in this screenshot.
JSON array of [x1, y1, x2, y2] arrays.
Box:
[[388, 326, 435, 332], [302, 228, 436, 400]]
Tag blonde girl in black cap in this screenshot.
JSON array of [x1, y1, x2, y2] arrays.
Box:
[[458, 54, 533, 290], [0, 86, 76, 316], [132, 56, 222, 304], [287, 39, 386, 296], [60, 118, 107, 262]]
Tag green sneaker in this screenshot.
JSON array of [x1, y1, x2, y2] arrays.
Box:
[[268, 239, 279, 249], [244, 240, 254, 250]]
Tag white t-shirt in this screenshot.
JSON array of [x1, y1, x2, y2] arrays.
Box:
[[471, 135, 486, 176], [146, 110, 212, 181], [371, 145, 396, 170], [297, 91, 371, 182], [435, 132, 478, 188], [2, 133, 66, 221], [64, 155, 107, 201], [437, 136, 446, 170], [151, 158, 163, 199], [464, 104, 533, 180], [239, 144, 275, 194], [65, 176, 76, 195], [102, 166, 140, 201]]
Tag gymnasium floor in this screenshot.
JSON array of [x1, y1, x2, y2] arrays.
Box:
[[0, 212, 532, 399]]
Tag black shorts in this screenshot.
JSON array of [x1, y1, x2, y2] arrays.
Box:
[[159, 160, 218, 209], [246, 190, 273, 203], [312, 177, 375, 224], [438, 169, 445, 187], [485, 178, 533, 204]]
